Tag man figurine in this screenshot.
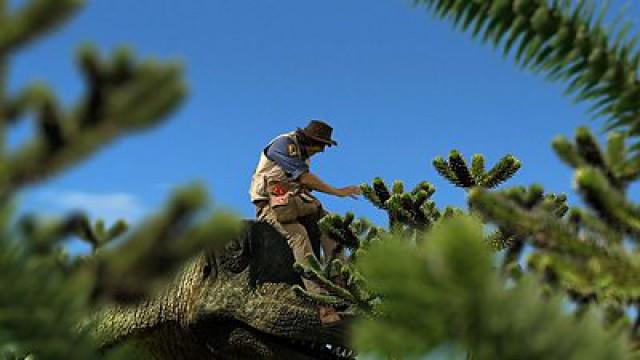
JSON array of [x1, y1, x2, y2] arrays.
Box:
[[249, 120, 361, 325]]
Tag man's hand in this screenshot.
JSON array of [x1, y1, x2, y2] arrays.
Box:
[[336, 185, 361, 199], [299, 172, 361, 199]]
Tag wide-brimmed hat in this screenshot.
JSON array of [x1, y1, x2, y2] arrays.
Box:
[[297, 120, 338, 147]]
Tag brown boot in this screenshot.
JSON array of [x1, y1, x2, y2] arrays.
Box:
[[319, 306, 342, 326]]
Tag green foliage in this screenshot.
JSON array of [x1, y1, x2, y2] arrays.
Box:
[[5, 0, 640, 358], [414, 0, 640, 148], [574, 166, 640, 236], [1, 45, 186, 196], [354, 216, 633, 360], [294, 214, 382, 314], [92, 184, 242, 304], [308, 153, 526, 321], [553, 127, 640, 189], [293, 254, 375, 312], [314, 145, 640, 357], [310, 2, 640, 355], [361, 177, 440, 230], [0, 0, 83, 53], [433, 150, 521, 189], [0, 1, 240, 358], [468, 186, 640, 309]]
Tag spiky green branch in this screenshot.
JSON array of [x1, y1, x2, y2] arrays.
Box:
[[415, 0, 640, 149]]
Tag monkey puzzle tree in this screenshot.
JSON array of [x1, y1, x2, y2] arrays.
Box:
[[294, 0, 640, 359], [0, 1, 240, 358], [4, 0, 640, 359]]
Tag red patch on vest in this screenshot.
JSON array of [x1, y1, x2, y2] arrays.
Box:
[[271, 184, 287, 196]]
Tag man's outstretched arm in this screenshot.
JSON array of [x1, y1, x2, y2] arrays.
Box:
[[298, 172, 361, 198]]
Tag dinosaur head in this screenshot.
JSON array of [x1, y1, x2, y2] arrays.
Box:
[[188, 221, 355, 359]]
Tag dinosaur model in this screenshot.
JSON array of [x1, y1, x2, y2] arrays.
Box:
[[94, 220, 355, 359]]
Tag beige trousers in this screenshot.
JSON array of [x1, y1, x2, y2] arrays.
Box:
[[255, 204, 341, 295]]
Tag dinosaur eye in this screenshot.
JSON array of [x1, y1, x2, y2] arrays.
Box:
[[202, 262, 212, 278]]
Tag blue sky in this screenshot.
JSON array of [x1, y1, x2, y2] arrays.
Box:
[[8, 0, 640, 252]]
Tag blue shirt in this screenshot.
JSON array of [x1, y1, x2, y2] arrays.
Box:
[[265, 135, 309, 180]]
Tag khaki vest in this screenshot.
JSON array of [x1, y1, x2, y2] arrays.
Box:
[[249, 132, 311, 202]]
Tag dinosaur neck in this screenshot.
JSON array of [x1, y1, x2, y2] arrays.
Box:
[[93, 255, 208, 349]]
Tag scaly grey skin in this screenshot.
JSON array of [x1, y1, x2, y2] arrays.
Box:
[[94, 221, 354, 359]]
